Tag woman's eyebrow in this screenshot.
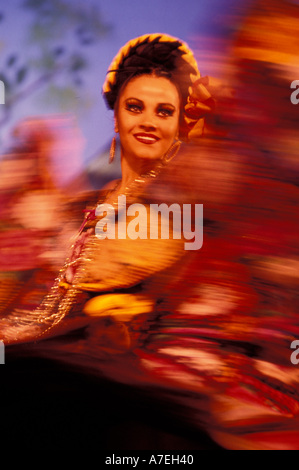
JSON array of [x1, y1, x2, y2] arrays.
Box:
[[125, 97, 143, 103], [158, 103, 176, 109], [125, 98, 176, 106], [124, 98, 177, 111]]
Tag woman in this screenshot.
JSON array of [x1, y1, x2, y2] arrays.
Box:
[[0, 34, 212, 345], [1, 34, 222, 448], [5, 31, 298, 451]]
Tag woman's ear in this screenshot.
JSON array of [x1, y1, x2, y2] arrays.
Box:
[[114, 116, 119, 133]]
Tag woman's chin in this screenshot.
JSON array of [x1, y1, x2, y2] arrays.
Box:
[[125, 152, 163, 167]]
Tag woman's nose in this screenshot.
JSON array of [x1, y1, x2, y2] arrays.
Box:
[[140, 122, 156, 131], [139, 111, 157, 131]]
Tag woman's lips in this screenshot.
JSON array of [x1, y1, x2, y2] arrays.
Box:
[[134, 133, 160, 145]]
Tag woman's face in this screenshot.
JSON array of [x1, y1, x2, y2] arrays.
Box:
[[115, 74, 180, 164]]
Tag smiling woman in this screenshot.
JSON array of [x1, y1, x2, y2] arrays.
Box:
[[1, 33, 221, 450], [116, 74, 181, 177]]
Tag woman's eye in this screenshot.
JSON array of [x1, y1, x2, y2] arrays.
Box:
[[157, 107, 174, 117], [125, 103, 142, 113]]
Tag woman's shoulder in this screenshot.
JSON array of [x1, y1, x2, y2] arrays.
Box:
[[66, 179, 121, 206], [138, 145, 200, 205], [101, 178, 121, 192]]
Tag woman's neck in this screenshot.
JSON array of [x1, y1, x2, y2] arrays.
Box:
[[119, 155, 160, 191]]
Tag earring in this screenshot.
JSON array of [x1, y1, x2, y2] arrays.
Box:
[[163, 140, 181, 163], [109, 136, 116, 164]]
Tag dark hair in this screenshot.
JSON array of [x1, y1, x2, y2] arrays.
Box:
[[103, 36, 198, 113]]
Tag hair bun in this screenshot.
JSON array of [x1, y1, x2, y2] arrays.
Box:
[[102, 33, 200, 111]]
